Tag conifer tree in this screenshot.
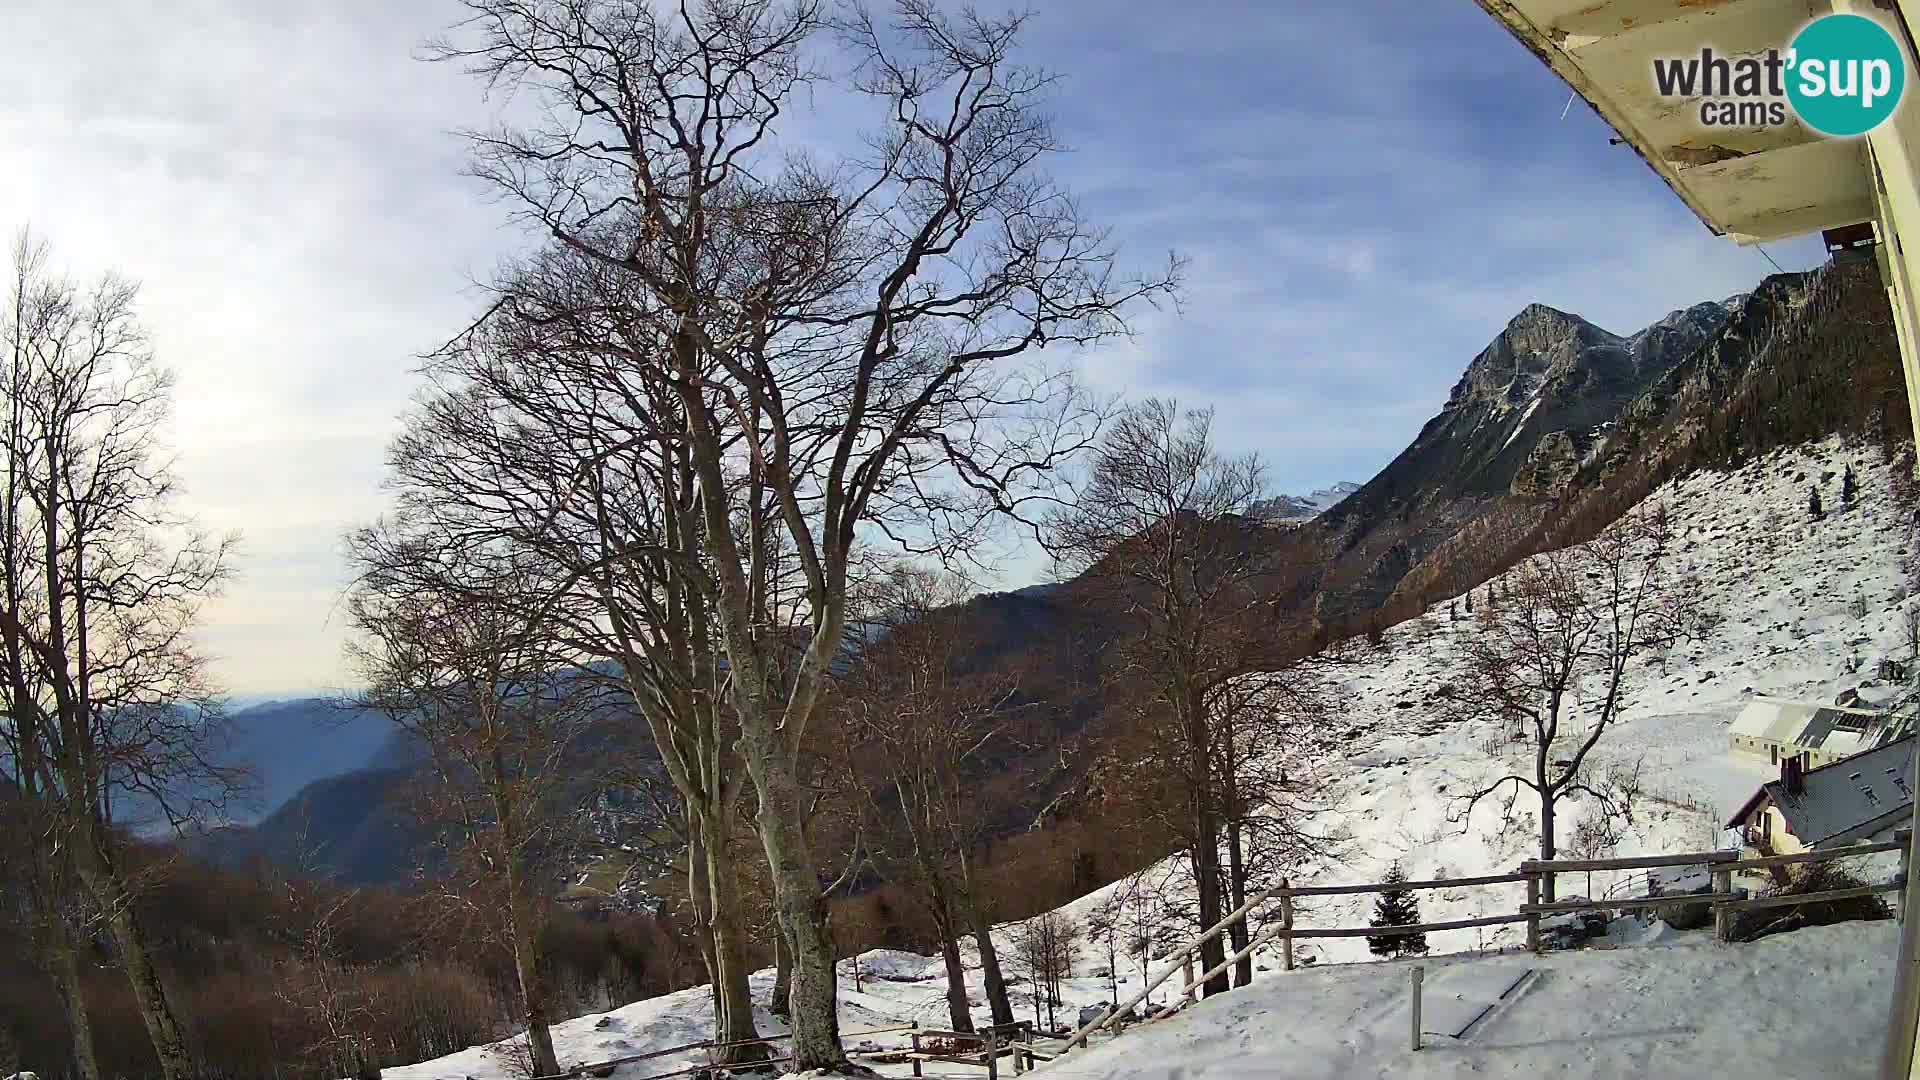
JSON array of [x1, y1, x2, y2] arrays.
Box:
[[1810, 485, 1825, 521], [1368, 862, 1429, 958], [1843, 464, 1858, 508]]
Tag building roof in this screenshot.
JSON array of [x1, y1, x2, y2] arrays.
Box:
[[1729, 696, 1917, 757], [1474, 0, 1876, 243], [1726, 735, 1917, 845]]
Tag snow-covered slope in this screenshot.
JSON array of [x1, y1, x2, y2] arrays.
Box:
[[1071, 435, 1913, 966], [379, 437, 1911, 1080]]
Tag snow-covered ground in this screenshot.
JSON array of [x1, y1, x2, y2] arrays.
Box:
[[382, 438, 1913, 1079], [1049, 921, 1896, 1080]]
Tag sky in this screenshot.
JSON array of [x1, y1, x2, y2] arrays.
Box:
[[0, 1, 1829, 696]]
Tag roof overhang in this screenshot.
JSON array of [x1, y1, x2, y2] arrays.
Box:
[[1476, 0, 1875, 244]]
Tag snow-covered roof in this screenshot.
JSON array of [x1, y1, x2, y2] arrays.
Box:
[[1728, 735, 1917, 846], [1727, 696, 1915, 756]]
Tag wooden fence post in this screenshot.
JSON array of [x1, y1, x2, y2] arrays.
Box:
[[986, 1025, 999, 1080], [1712, 868, 1733, 943], [1410, 965, 1424, 1052], [911, 1025, 921, 1079], [1901, 841, 1912, 925], [1280, 878, 1295, 972], [1525, 872, 1541, 954]]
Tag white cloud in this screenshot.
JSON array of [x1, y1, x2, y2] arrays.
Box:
[[0, 0, 1837, 688]]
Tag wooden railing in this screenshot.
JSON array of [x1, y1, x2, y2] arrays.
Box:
[[526, 1023, 919, 1080], [1062, 832, 1909, 1057], [1517, 831, 1910, 945], [906, 1021, 1037, 1079]]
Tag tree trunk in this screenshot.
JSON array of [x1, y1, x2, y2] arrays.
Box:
[[955, 855, 1014, 1025], [506, 886, 561, 1078], [938, 931, 973, 1033], [1538, 793, 1558, 904], [769, 917, 793, 1018], [69, 824, 192, 1080], [742, 737, 843, 1071], [686, 813, 722, 1023], [1187, 692, 1228, 997], [1226, 816, 1251, 989], [917, 863, 974, 1034], [42, 912, 100, 1080], [705, 830, 769, 1065]]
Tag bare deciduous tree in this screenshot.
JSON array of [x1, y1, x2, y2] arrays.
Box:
[[345, 546, 601, 1079], [0, 229, 237, 1080], [1447, 509, 1692, 901], [840, 566, 1023, 1031], [1011, 910, 1080, 1032], [429, 1, 1177, 1067], [1048, 399, 1319, 996]]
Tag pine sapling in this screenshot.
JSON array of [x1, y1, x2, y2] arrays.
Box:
[[1368, 861, 1429, 959]]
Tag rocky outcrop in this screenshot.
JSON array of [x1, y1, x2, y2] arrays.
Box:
[[1510, 431, 1582, 498]]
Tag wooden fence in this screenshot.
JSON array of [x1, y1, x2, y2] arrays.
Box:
[[1062, 830, 1911, 1056], [905, 1021, 1039, 1079], [526, 1023, 919, 1080], [525, 835, 1913, 1077]]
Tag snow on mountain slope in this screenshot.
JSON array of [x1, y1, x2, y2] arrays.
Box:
[[1069, 435, 1913, 967], [376, 437, 1910, 1079], [1251, 481, 1363, 523]]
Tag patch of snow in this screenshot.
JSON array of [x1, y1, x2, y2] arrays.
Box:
[[1501, 394, 1543, 449]]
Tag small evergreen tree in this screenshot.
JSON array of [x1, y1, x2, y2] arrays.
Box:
[[1368, 862, 1429, 958], [1843, 464, 1858, 508], [1809, 485, 1825, 521], [1465, 591, 1474, 615]]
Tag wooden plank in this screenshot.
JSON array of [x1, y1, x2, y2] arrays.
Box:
[[1719, 880, 1905, 913], [1521, 850, 1735, 873], [1727, 839, 1905, 872], [1287, 913, 1532, 939], [531, 1023, 921, 1080], [1283, 872, 1532, 897], [1520, 893, 1739, 915]]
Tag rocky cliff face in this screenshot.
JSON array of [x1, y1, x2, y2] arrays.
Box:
[[1314, 293, 1743, 618]]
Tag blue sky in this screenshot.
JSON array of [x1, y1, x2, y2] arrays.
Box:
[[0, 1, 1826, 693]]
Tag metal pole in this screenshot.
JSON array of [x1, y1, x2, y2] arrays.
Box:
[[1410, 966, 1424, 1052]]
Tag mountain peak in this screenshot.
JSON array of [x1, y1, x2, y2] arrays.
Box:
[[1250, 481, 1363, 523]]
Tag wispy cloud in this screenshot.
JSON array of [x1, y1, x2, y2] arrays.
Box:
[[0, 0, 1826, 691]]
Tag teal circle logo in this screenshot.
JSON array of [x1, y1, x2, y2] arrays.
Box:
[[1787, 14, 1906, 136]]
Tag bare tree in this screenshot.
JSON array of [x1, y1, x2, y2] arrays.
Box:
[[1011, 910, 1080, 1032], [375, 238, 780, 1063], [1447, 509, 1692, 901], [344, 542, 604, 1079], [1047, 399, 1317, 996], [0, 229, 237, 1080], [839, 566, 1024, 1031], [430, 1, 1176, 1067]]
